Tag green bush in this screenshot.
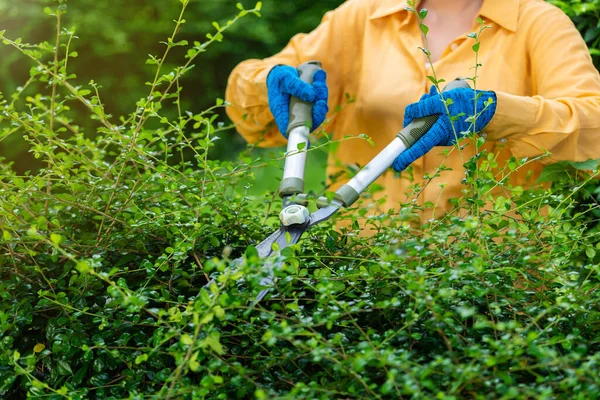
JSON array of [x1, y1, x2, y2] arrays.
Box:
[[550, 0, 600, 67], [1, 1, 600, 399]]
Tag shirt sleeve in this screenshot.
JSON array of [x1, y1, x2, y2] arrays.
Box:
[[485, 4, 600, 164], [225, 0, 367, 147]]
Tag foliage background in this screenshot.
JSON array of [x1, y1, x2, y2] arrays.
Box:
[[0, 0, 343, 193]]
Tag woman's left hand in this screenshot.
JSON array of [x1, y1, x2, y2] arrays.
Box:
[[392, 86, 497, 172]]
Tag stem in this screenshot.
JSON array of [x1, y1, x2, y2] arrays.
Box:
[[131, 2, 189, 148], [415, 20, 464, 166], [469, 20, 491, 238], [45, 10, 61, 215]]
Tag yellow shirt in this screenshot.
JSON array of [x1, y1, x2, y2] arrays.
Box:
[[225, 0, 600, 220]]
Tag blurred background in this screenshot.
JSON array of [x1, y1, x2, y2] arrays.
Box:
[[0, 0, 597, 192], [0, 0, 344, 193]]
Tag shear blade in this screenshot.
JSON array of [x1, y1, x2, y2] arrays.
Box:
[[251, 203, 341, 305], [250, 223, 306, 303]]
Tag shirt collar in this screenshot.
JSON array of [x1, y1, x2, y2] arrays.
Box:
[[480, 0, 519, 32], [368, 0, 410, 21], [369, 0, 520, 33]]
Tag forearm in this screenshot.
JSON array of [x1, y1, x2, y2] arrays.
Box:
[[225, 59, 286, 148], [486, 91, 600, 163], [483, 2, 600, 164], [225, 0, 365, 148]]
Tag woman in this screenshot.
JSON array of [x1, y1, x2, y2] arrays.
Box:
[[225, 0, 600, 224]]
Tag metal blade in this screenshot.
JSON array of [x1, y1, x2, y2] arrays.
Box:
[[253, 222, 307, 304], [254, 224, 305, 258], [253, 201, 342, 304], [209, 202, 342, 306], [204, 226, 295, 290], [307, 201, 342, 228], [253, 203, 341, 304], [255, 228, 287, 258]]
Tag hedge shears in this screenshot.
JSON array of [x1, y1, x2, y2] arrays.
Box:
[[219, 61, 468, 304]]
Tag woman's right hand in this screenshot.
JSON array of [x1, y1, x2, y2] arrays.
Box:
[[266, 65, 328, 137]]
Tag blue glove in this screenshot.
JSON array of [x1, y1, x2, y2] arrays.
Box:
[[392, 86, 497, 172], [267, 65, 328, 137]]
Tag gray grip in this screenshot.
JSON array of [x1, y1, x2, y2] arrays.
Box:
[[397, 115, 439, 148], [444, 78, 471, 91], [397, 78, 471, 147], [286, 61, 322, 136], [335, 184, 360, 207]]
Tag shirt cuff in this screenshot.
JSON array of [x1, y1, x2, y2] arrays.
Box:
[[485, 91, 539, 141]]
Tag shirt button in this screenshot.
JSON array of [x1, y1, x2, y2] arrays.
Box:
[[450, 43, 458, 51]]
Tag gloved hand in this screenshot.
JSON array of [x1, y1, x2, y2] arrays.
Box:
[[392, 86, 497, 172], [267, 65, 328, 137]]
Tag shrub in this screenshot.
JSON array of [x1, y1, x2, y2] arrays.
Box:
[[550, 0, 600, 67], [1, 1, 600, 399]]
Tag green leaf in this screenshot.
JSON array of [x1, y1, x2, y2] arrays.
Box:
[[50, 233, 62, 245], [537, 162, 571, 183], [569, 158, 600, 171], [426, 76, 436, 85], [472, 42, 481, 52], [457, 306, 476, 319], [168, 38, 188, 48], [181, 334, 194, 346], [201, 331, 223, 355], [213, 305, 225, 319], [420, 23, 429, 36], [189, 351, 200, 371], [75, 261, 91, 274], [586, 247, 596, 259], [199, 289, 211, 306], [200, 312, 214, 324], [57, 360, 73, 375], [135, 354, 148, 364]]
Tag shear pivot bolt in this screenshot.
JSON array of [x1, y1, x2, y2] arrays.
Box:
[[280, 205, 309, 226]]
